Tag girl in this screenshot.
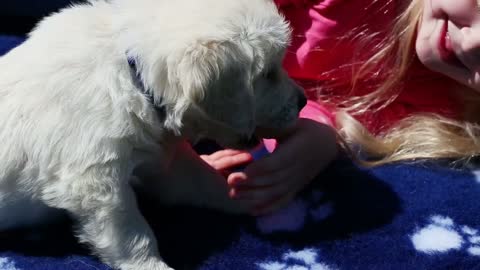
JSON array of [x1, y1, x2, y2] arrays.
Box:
[[202, 0, 480, 215], [339, 0, 480, 165]]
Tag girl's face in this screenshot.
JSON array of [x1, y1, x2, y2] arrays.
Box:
[[416, 0, 480, 90]]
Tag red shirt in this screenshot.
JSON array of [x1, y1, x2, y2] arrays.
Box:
[[276, 0, 461, 133]]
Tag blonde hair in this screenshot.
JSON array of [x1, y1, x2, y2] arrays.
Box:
[[334, 0, 480, 166]]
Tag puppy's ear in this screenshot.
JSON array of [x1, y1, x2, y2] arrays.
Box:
[[172, 40, 256, 137]]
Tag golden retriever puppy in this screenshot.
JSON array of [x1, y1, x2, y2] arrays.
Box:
[[0, 0, 305, 269]]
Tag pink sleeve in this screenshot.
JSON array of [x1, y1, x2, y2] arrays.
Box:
[[263, 100, 335, 152], [298, 100, 334, 126]]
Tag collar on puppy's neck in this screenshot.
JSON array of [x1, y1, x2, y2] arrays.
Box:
[[127, 56, 154, 103], [127, 55, 166, 119]]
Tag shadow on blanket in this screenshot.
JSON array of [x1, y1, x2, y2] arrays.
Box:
[[242, 158, 403, 244], [0, 158, 401, 269]]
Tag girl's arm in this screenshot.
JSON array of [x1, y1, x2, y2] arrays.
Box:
[[264, 100, 335, 152]]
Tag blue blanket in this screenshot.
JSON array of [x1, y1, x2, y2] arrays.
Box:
[[2, 36, 480, 270]]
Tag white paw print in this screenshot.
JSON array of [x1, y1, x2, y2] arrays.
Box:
[[472, 170, 480, 184], [257, 248, 336, 270], [256, 191, 333, 234], [0, 257, 19, 270], [411, 215, 480, 256]]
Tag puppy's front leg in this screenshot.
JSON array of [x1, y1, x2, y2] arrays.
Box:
[[43, 166, 173, 270]]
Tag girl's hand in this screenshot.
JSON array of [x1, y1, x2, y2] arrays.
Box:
[[227, 118, 338, 216], [200, 149, 253, 177]]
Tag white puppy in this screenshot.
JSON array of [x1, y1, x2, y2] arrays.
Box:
[[0, 0, 306, 269]]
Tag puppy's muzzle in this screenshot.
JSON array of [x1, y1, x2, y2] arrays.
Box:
[[237, 135, 260, 149], [291, 80, 307, 112]]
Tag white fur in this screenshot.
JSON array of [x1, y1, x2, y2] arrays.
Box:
[[0, 0, 304, 269]]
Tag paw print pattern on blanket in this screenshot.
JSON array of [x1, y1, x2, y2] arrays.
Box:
[[411, 215, 480, 256], [472, 170, 480, 184], [0, 258, 19, 270], [256, 248, 337, 270], [256, 191, 333, 234]]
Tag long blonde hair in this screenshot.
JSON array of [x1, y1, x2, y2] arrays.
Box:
[[335, 0, 480, 166]]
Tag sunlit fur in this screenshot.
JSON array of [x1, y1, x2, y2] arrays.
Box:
[[0, 0, 304, 269]]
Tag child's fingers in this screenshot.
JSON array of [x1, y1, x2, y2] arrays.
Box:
[[208, 149, 247, 160], [228, 164, 299, 188], [228, 169, 288, 187], [244, 133, 303, 177], [227, 172, 248, 186], [229, 176, 293, 202], [207, 152, 253, 171], [243, 154, 283, 177], [227, 181, 297, 216]]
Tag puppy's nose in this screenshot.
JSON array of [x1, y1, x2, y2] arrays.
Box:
[[297, 94, 307, 111]]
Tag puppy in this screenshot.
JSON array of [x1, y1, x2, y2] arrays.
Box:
[[0, 0, 306, 269]]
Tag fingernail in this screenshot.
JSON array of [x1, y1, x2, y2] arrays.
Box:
[[229, 188, 237, 198], [227, 174, 247, 186], [229, 188, 246, 199]]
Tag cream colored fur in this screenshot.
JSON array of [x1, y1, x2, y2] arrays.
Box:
[[0, 0, 305, 269]]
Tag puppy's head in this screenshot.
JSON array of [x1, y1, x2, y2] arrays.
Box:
[[133, 0, 306, 149]]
